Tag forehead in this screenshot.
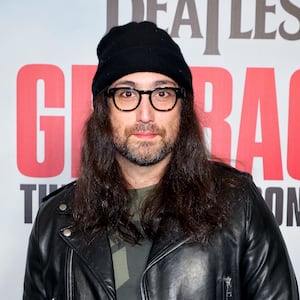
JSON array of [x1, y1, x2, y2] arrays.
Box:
[[110, 72, 178, 88]]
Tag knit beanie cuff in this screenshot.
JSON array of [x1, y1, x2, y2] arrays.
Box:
[[92, 22, 192, 101]]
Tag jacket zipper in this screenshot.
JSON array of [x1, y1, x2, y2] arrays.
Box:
[[224, 276, 233, 299], [66, 248, 74, 300]]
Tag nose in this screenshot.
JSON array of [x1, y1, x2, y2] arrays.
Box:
[[135, 94, 155, 123]]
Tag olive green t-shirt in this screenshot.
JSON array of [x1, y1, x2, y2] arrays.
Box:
[[110, 186, 154, 299]]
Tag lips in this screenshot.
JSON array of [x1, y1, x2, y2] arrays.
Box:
[[133, 131, 157, 139], [126, 123, 163, 138]]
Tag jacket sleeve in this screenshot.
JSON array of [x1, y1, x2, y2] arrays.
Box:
[[23, 214, 47, 300], [241, 181, 299, 299]]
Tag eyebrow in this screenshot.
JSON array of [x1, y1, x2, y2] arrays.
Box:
[[154, 80, 177, 87], [113, 79, 177, 88]]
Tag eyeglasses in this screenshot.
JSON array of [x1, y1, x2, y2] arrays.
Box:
[[104, 87, 185, 112]]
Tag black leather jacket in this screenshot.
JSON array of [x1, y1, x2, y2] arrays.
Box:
[[23, 174, 299, 299]]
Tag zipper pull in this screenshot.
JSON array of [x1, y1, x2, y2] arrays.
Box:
[[224, 276, 233, 299]]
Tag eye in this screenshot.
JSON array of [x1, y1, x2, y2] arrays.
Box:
[[157, 89, 169, 97], [122, 90, 133, 97], [118, 89, 137, 99], [154, 88, 175, 100]]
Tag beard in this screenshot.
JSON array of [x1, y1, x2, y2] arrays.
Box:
[[113, 123, 177, 166]]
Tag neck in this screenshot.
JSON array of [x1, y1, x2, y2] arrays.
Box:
[[116, 154, 171, 189]]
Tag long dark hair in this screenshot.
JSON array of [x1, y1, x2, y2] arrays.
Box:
[[73, 90, 245, 243]]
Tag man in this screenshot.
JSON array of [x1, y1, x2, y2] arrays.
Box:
[[23, 21, 299, 299]]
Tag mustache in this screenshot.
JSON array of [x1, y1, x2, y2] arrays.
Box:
[[125, 123, 165, 135]]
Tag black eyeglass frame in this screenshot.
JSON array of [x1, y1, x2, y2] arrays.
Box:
[[104, 87, 186, 112]]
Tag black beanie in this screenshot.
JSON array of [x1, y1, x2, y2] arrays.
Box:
[[92, 21, 192, 99]]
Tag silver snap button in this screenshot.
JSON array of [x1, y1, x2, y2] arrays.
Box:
[[63, 228, 72, 237], [59, 203, 67, 211]]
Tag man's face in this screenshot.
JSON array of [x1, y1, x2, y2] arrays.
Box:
[[108, 72, 181, 166]]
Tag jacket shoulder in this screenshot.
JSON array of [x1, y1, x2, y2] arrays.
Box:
[[35, 181, 76, 224], [211, 161, 268, 220], [211, 161, 253, 194], [212, 161, 251, 179], [42, 181, 76, 203]]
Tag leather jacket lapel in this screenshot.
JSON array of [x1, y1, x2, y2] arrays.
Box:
[[59, 227, 116, 299], [147, 216, 190, 266]]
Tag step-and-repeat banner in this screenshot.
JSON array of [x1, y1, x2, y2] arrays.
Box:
[[1, 1, 299, 298]]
